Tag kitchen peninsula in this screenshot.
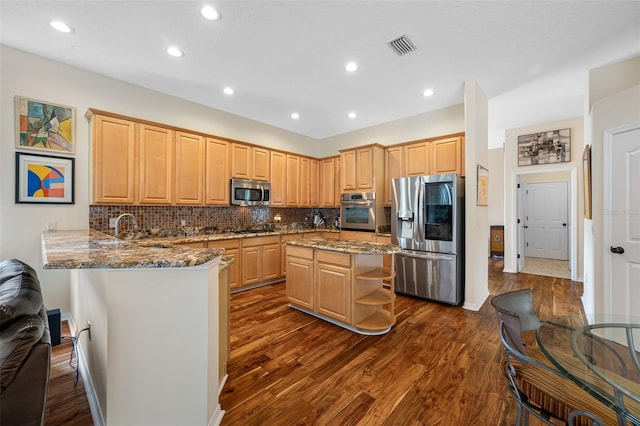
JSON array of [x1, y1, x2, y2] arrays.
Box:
[[41, 230, 225, 426], [286, 237, 400, 335]]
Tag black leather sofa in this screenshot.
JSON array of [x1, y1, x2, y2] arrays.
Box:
[[0, 259, 51, 426]]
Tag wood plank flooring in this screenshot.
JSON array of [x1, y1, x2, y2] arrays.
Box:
[[43, 259, 586, 425]]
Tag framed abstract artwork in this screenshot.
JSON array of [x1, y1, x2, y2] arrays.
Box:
[[517, 128, 571, 166], [15, 96, 76, 155], [15, 152, 75, 204]]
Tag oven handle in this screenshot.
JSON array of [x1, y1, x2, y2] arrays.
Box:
[[342, 200, 374, 206]]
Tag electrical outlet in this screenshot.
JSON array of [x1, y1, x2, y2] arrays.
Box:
[[87, 321, 92, 340], [181, 219, 186, 227], [109, 218, 117, 228]]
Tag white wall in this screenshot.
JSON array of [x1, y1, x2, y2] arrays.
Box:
[[488, 147, 505, 227], [503, 117, 584, 281], [462, 80, 489, 311]]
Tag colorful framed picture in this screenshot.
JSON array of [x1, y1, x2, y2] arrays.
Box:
[[477, 164, 489, 206], [15, 152, 75, 204], [15, 96, 76, 155]]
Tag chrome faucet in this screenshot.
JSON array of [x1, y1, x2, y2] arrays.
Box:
[[114, 213, 138, 239]]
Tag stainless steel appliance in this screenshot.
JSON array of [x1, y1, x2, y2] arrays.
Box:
[[340, 192, 384, 232], [391, 173, 464, 305], [230, 178, 271, 206]]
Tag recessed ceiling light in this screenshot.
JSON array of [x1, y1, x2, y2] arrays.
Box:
[[291, 113, 300, 120], [223, 87, 235, 95], [422, 88, 435, 97], [348, 112, 357, 119], [166, 46, 184, 57], [201, 6, 221, 20], [345, 62, 358, 72], [50, 21, 74, 33]]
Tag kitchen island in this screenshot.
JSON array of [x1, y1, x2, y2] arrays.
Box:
[[41, 230, 226, 426], [286, 237, 400, 335]]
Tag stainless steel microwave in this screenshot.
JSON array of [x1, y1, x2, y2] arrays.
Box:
[[230, 179, 271, 206]]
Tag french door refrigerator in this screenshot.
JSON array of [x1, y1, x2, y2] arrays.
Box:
[[391, 173, 464, 305]]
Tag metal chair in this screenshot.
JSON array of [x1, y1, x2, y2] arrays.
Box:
[[491, 289, 607, 426]]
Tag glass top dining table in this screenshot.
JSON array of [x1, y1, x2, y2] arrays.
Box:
[[536, 315, 640, 425]]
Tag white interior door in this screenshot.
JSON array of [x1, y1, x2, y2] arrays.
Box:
[[605, 124, 640, 319], [517, 176, 525, 272], [525, 182, 568, 260]]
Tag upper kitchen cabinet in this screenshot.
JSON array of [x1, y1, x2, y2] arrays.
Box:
[[319, 156, 337, 207], [403, 141, 430, 177], [230, 143, 270, 181], [205, 138, 230, 205], [286, 154, 300, 207], [384, 145, 404, 206], [174, 131, 205, 205], [270, 151, 287, 207], [431, 136, 465, 176], [309, 159, 319, 207], [340, 144, 384, 193], [138, 124, 173, 204], [91, 113, 137, 204], [300, 157, 311, 207]]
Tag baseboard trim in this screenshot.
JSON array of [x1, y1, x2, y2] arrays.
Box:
[[208, 404, 225, 426], [68, 317, 105, 426]]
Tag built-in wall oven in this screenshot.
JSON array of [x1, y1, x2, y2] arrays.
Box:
[[340, 192, 377, 232], [230, 179, 271, 206]]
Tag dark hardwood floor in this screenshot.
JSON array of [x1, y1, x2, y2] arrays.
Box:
[[45, 259, 585, 425]]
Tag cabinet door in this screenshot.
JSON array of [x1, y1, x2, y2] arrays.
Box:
[[92, 115, 137, 204], [384, 146, 403, 206], [241, 246, 262, 286], [270, 151, 287, 207], [138, 124, 173, 204], [431, 136, 463, 175], [320, 157, 335, 207], [286, 154, 300, 207], [286, 256, 314, 310], [356, 147, 374, 190], [404, 142, 430, 176], [315, 263, 351, 323], [174, 131, 204, 205], [230, 143, 251, 179], [263, 243, 281, 280], [205, 138, 230, 205], [309, 159, 319, 207], [224, 248, 240, 290], [252, 147, 270, 181], [299, 157, 310, 207], [334, 156, 342, 206], [341, 150, 357, 192]]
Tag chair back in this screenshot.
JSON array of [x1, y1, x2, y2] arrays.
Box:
[[491, 289, 541, 354]]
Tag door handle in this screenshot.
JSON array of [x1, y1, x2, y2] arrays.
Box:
[[562, 223, 567, 227], [610, 246, 625, 254]]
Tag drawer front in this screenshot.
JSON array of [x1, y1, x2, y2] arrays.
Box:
[[287, 246, 314, 260], [209, 239, 241, 250], [281, 233, 304, 243], [243, 235, 280, 247], [316, 251, 351, 267]]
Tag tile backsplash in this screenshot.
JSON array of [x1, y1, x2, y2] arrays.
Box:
[[89, 205, 340, 235]]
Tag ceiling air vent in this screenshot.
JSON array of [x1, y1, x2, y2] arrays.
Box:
[[387, 34, 417, 56]]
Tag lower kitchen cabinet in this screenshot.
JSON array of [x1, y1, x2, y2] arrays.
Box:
[[286, 246, 314, 310], [315, 251, 351, 323], [207, 239, 240, 290], [241, 236, 280, 287]]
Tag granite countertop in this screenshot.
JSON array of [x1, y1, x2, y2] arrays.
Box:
[[287, 237, 401, 255], [122, 228, 340, 245], [41, 230, 224, 269]]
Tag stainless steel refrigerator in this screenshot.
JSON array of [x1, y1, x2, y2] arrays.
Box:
[[391, 174, 464, 305]]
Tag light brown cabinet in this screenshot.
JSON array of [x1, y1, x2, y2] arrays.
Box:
[[230, 143, 270, 181], [340, 145, 384, 193], [320, 157, 336, 207], [91, 114, 137, 204], [404, 141, 431, 177], [431, 136, 464, 175], [174, 131, 205, 205], [384, 145, 404, 206], [286, 154, 300, 207], [340, 230, 377, 242], [334, 156, 342, 206], [286, 246, 314, 310], [270, 151, 287, 207], [299, 157, 311, 207], [138, 124, 173, 204], [315, 251, 351, 323], [205, 138, 230, 205], [309, 159, 319, 207], [241, 236, 280, 287]]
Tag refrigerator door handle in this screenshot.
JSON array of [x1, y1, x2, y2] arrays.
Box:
[[416, 178, 425, 244]]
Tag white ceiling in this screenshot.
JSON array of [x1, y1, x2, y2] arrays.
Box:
[[2, 1, 639, 145]]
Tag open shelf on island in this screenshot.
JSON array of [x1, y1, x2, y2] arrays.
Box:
[[356, 268, 395, 281], [356, 310, 395, 331], [355, 288, 394, 305]]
